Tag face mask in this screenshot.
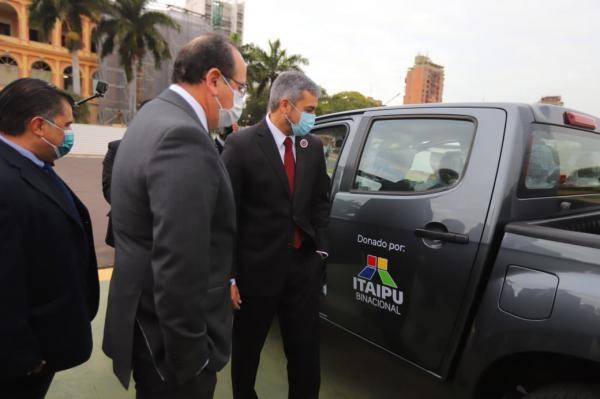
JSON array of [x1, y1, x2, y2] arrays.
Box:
[[216, 77, 245, 128], [40, 118, 75, 159], [286, 103, 316, 137]]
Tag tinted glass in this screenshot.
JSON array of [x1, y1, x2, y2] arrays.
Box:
[[353, 118, 475, 193], [523, 126, 600, 195]]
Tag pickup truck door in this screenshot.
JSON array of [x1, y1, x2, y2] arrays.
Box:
[[324, 107, 506, 376]]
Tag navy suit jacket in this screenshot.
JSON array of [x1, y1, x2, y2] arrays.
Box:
[[0, 140, 99, 377]]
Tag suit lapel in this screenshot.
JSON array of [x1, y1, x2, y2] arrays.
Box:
[[0, 142, 82, 228], [255, 119, 291, 197]]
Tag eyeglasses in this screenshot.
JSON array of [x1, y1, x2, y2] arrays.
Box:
[[224, 76, 248, 97]]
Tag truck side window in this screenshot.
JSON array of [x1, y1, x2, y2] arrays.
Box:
[[522, 127, 600, 196], [312, 124, 348, 178], [353, 118, 475, 193]]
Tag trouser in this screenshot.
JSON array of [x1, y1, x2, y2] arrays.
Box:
[[5, 369, 55, 399], [231, 248, 322, 399]]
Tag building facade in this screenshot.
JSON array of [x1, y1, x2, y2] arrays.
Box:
[[0, 0, 98, 97], [185, 0, 244, 40], [403, 55, 444, 105], [95, 4, 214, 125], [540, 95, 564, 106]]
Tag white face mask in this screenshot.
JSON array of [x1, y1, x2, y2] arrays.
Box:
[[215, 77, 245, 128]]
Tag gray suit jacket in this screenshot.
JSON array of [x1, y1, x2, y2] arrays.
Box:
[[102, 89, 236, 388]]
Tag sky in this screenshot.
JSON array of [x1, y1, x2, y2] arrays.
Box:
[[155, 0, 600, 116]]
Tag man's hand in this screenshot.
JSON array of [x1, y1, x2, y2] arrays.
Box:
[[27, 360, 46, 376], [230, 284, 242, 310]]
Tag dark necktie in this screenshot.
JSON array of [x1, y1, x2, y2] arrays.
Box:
[[283, 137, 302, 249], [42, 163, 79, 221]]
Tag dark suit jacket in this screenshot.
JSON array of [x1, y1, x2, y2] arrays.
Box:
[[214, 136, 224, 154], [102, 88, 236, 388], [221, 118, 330, 295], [0, 141, 99, 378], [102, 139, 120, 247]]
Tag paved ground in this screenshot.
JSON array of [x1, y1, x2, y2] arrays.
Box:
[[55, 155, 114, 267], [46, 155, 449, 398]]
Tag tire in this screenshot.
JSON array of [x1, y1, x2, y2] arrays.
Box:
[[524, 383, 600, 399]]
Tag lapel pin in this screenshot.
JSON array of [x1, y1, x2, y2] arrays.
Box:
[[300, 138, 309, 149]]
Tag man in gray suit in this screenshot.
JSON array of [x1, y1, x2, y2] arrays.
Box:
[[103, 33, 247, 399]]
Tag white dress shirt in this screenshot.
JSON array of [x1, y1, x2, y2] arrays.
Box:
[[169, 84, 209, 132], [266, 113, 295, 162]]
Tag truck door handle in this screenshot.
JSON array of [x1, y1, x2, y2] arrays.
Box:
[[414, 228, 470, 244]]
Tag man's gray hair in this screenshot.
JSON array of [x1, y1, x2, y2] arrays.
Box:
[[268, 71, 320, 112]]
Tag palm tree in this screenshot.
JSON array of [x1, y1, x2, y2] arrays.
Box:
[[96, 0, 179, 110], [249, 39, 308, 99], [29, 0, 107, 95]]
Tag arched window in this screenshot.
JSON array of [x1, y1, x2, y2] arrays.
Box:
[[63, 66, 82, 92], [31, 61, 52, 83], [0, 56, 18, 85], [0, 3, 19, 38]]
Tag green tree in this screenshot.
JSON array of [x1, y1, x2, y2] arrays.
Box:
[[240, 39, 308, 125], [96, 0, 180, 110], [317, 91, 382, 115], [29, 0, 107, 95]]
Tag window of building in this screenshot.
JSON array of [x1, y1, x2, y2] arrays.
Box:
[[31, 61, 52, 83], [63, 66, 82, 92], [0, 55, 18, 85], [91, 28, 98, 53], [353, 118, 475, 193], [0, 22, 10, 36]]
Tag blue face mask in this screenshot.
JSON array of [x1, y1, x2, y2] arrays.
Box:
[[41, 118, 75, 158], [287, 103, 316, 137]]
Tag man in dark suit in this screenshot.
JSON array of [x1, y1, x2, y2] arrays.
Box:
[[103, 33, 246, 399], [215, 123, 239, 154], [0, 78, 99, 398], [222, 71, 330, 399], [101, 139, 120, 247]]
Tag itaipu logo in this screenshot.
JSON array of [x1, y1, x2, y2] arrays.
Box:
[[353, 254, 403, 315]]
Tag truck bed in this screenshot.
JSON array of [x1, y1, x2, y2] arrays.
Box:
[[505, 210, 600, 249]]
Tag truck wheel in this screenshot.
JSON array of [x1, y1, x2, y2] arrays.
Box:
[[524, 383, 600, 399]]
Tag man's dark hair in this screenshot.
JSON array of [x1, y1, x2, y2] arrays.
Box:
[[172, 33, 236, 84], [0, 78, 74, 136]]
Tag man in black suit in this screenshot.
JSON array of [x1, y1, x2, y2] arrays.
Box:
[[222, 71, 330, 399], [0, 78, 99, 398], [101, 139, 120, 247], [215, 123, 239, 154], [103, 33, 246, 399]]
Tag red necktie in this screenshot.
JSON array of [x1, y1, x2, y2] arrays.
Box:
[[284, 137, 302, 248]]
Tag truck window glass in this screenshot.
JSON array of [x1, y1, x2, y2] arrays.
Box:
[[353, 118, 475, 193], [523, 126, 600, 196], [312, 124, 348, 178]]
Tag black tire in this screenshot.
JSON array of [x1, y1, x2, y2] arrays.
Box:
[[524, 383, 600, 399]]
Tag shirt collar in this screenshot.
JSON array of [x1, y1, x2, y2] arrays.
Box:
[[169, 84, 209, 132], [0, 133, 45, 168], [266, 113, 294, 148]]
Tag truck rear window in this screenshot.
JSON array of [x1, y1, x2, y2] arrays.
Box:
[[523, 125, 600, 196]]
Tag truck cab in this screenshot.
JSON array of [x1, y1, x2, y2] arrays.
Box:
[[313, 103, 600, 398]]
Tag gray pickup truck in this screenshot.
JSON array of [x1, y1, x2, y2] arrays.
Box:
[[313, 103, 600, 398]]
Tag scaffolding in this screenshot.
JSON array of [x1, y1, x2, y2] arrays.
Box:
[[97, 5, 213, 125]]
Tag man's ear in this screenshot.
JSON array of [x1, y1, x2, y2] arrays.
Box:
[[206, 68, 221, 96], [280, 98, 291, 114], [29, 116, 45, 137]]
